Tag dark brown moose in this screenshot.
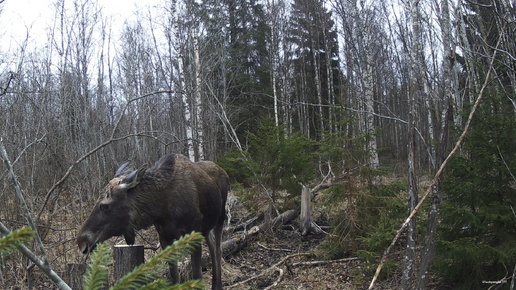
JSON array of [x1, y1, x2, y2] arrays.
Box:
[[76, 154, 228, 290]]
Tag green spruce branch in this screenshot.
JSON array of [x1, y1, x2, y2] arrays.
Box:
[[82, 242, 112, 290], [82, 231, 205, 290], [0, 226, 34, 257]]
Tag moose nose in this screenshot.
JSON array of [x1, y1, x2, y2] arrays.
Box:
[[77, 232, 95, 254], [78, 240, 88, 254]]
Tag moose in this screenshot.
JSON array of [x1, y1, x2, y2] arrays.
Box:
[[76, 154, 229, 290]]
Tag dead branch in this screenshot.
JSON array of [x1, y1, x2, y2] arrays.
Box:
[[227, 214, 262, 233], [263, 267, 285, 290], [258, 242, 294, 253], [291, 257, 359, 267], [0, 137, 49, 265], [227, 253, 310, 289], [311, 162, 334, 198]]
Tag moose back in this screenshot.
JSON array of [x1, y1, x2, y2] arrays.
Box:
[[76, 154, 229, 290]]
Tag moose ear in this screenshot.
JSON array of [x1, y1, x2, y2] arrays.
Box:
[[115, 160, 133, 177], [118, 165, 147, 190]]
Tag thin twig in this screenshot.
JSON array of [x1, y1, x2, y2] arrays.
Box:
[[263, 267, 284, 290], [258, 242, 294, 252]]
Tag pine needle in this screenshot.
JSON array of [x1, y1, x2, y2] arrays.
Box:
[[0, 226, 34, 256], [83, 243, 112, 290]]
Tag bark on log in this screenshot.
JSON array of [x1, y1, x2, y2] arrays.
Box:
[[113, 244, 145, 282]]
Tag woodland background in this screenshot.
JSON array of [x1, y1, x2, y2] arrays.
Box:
[[1, 0, 516, 289]]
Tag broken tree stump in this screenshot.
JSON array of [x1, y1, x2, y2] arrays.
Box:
[[300, 185, 322, 235], [113, 244, 144, 282]]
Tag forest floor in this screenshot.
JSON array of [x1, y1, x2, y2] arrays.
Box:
[[219, 226, 366, 289]]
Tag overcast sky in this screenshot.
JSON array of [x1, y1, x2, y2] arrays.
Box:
[[0, 0, 161, 52]]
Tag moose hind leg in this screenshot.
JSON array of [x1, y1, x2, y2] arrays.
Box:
[[206, 228, 223, 290]]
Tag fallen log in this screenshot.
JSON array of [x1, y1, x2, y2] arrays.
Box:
[[222, 208, 300, 258], [226, 214, 263, 233]]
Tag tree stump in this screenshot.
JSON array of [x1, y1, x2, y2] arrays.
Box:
[[113, 244, 144, 282], [300, 185, 320, 235]]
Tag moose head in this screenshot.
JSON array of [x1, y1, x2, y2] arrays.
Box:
[[77, 161, 146, 254]]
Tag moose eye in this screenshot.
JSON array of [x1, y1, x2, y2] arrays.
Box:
[[99, 203, 109, 211]]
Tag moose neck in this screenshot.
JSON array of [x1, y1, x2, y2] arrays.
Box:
[[127, 186, 162, 231]]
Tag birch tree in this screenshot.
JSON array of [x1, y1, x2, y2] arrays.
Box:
[[402, 0, 422, 288]]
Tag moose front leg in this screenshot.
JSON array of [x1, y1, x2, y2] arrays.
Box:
[[191, 245, 203, 279], [169, 263, 180, 284], [159, 235, 180, 284]]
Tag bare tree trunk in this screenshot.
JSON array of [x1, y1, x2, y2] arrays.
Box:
[[268, 0, 280, 129], [114, 245, 145, 282], [311, 38, 325, 139], [402, 1, 421, 288], [180, 53, 195, 161]]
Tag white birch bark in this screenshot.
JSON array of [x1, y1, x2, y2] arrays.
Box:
[[268, 0, 280, 129], [364, 52, 379, 170], [311, 38, 325, 138], [193, 32, 204, 161], [179, 54, 195, 161]]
